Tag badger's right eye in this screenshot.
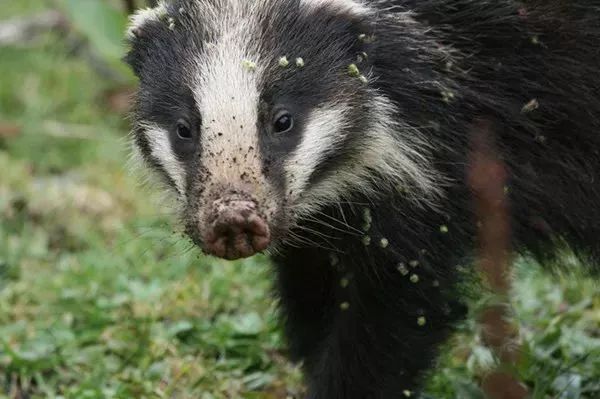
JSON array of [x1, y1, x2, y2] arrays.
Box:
[[176, 119, 192, 140]]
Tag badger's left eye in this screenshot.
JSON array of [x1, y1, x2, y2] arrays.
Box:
[[273, 111, 294, 133]]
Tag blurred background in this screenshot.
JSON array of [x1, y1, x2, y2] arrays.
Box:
[[0, 1, 598, 398]]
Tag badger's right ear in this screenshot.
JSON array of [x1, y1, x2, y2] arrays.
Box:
[[123, 3, 169, 77]]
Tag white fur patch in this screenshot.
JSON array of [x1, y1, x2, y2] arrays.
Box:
[[139, 123, 187, 196], [126, 138, 146, 175], [285, 105, 351, 197], [191, 2, 278, 212], [300, 0, 372, 17], [126, 1, 167, 39], [292, 95, 441, 218]]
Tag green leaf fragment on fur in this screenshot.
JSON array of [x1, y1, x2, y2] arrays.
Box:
[[521, 99, 539, 114], [242, 59, 257, 71], [397, 264, 409, 276], [348, 63, 360, 77], [278, 56, 289, 67], [363, 210, 372, 223]]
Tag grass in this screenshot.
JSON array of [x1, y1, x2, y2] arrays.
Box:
[[0, 2, 599, 398]]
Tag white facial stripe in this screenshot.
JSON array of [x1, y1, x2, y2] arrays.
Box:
[[300, 0, 372, 17], [286, 105, 350, 197], [192, 4, 268, 192], [293, 95, 441, 218], [127, 137, 145, 174], [126, 1, 167, 39], [141, 123, 187, 195]]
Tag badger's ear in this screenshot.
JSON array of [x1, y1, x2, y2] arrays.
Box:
[[299, 0, 372, 19], [123, 3, 169, 77], [299, 0, 376, 42]]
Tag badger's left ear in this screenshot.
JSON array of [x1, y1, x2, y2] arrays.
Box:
[[298, 0, 376, 43], [123, 2, 169, 77], [299, 0, 372, 19]]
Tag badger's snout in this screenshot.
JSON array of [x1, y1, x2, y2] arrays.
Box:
[[202, 193, 271, 260]]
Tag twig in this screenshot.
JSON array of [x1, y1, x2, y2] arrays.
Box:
[[41, 120, 105, 140], [0, 10, 67, 46], [468, 118, 528, 399]]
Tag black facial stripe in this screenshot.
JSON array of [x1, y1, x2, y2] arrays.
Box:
[[256, 103, 308, 195], [135, 88, 200, 195], [133, 124, 153, 161], [252, 0, 375, 198]]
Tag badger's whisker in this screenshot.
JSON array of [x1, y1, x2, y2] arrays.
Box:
[[286, 228, 342, 254], [312, 211, 363, 235], [309, 217, 361, 236]]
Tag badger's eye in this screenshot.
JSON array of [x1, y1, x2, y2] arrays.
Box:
[[273, 111, 294, 133], [176, 119, 192, 140]]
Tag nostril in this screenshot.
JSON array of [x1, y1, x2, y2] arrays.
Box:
[[251, 233, 270, 252], [247, 214, 269, 237]]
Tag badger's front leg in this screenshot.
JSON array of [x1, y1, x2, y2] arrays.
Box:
[[274, 210, 469, 399]]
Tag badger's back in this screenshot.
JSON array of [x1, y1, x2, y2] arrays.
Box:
[[368, 0, 600, 266], [276, 5, 600, 393]]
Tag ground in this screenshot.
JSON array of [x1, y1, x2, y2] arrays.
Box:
[[0, 2, 598, 398]]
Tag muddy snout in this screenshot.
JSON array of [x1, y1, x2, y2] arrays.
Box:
[[203, 195, 271, 260]]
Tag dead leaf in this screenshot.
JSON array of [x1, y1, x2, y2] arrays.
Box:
[[0, 122, 21, 139]]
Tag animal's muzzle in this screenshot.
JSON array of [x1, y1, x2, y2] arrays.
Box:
[[202, 194, 271, 260]]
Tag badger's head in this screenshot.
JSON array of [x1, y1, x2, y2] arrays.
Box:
[[125, 0, 440, 260]]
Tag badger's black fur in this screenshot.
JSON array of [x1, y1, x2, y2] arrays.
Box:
[[125, 1, 600, 397]]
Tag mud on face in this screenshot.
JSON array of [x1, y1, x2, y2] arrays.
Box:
[[183, 183, 274, 260]]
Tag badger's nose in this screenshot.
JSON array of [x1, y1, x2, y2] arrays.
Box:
[[203, 199, 271, 260]]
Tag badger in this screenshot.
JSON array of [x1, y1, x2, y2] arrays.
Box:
[[124, 0, 600, 397]]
